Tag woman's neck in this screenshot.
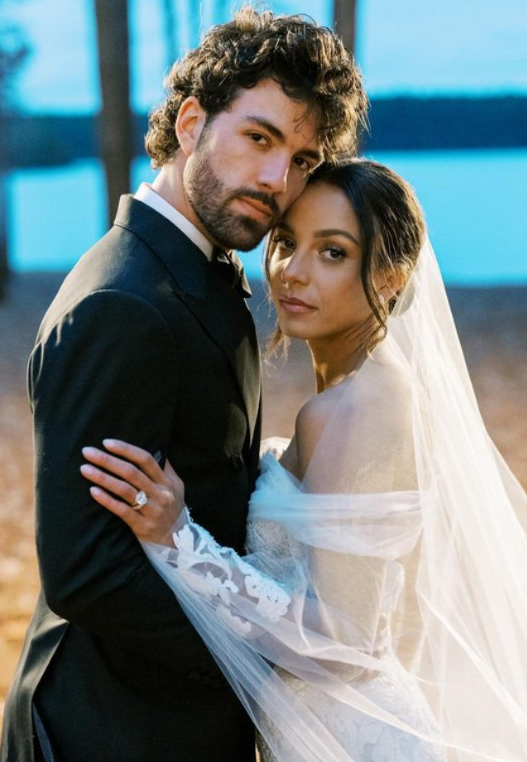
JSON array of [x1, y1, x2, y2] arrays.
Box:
[[308, 317, 376, 393]]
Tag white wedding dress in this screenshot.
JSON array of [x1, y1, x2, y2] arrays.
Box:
[[247, 454, 445, 762], [145, 447, 446, 762]]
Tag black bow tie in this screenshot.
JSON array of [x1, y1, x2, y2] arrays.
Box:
[[212, 247, 252, 299]]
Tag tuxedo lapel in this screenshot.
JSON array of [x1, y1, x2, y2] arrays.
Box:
[[114, 196, 261, 442], [183, 280, 261, 444]]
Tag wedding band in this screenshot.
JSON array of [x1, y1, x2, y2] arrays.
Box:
[[130, 490, 148, 510]]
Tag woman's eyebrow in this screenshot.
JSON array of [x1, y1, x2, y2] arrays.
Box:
[[313, 228, 360, 246]]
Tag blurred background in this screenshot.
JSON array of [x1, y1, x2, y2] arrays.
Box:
[[1, 0, 526, 727]]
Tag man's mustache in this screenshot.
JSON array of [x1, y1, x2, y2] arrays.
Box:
[[228, 189, 281, 220]]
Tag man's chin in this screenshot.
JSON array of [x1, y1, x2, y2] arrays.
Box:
[[232, 236, 266, 253], [218, 218, 270, 252]]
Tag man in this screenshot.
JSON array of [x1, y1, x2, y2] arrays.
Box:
[[1, 8, 366, 762]]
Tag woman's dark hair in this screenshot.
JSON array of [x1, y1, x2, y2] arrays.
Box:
[[265, 159, 427, 355], [146, 6, 367, 167]]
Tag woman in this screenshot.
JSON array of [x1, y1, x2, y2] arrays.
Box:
[[81, 160, 527, 761]]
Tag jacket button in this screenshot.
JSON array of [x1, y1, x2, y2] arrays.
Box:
[[187, 670, 201, 681], [230, 453, 244, 470]]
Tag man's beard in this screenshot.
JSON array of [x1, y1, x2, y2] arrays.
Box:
[[184, 139, 281, 252]]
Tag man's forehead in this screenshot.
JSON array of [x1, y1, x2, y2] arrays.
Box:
[[230, 80, 322, 152]]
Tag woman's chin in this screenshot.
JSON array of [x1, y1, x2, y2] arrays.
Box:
[[277, 324, 315, 342], [275, 308, 324, 342]]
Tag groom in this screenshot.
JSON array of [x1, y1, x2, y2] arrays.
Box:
[[1, 8, 366, 762]]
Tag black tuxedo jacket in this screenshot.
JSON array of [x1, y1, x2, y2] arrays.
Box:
[[1, 196, 261, 762]]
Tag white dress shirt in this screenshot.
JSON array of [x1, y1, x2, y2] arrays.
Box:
[[134, 182, 213, 261]]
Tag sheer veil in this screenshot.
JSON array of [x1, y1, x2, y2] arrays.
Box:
[[144, 237, 527, 761]]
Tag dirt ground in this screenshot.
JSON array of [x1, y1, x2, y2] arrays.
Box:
[[1, 271, 526, 729]]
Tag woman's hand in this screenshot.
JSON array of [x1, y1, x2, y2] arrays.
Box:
[[80, 439, 185, 546]]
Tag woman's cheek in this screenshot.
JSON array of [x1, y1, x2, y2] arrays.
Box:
[[268, 266, 281, 295]]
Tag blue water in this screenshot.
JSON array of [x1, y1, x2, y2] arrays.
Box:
[[8, 0, 527, 113], [6, 149, 527, 285], [5, 0, 527, 283]]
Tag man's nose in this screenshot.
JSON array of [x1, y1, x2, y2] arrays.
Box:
[[257, 152, 290, 194]]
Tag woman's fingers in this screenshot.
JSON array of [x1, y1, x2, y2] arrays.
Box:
[[80, 460, 173, 514], [82, 446, 154, 493], [81, 445, 184, 546], [102, 439, 166, 483], [90, 484, 176, 546], [80, 463, 139, 505], [88, 486, 163, 542], [89, 486, 140, 527]]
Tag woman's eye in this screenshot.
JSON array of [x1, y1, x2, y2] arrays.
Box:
[[272, 235, 295, 250], [321, 246, 345, 261]]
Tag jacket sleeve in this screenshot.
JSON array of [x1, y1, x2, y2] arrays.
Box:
[[30, 288, 221, 674]]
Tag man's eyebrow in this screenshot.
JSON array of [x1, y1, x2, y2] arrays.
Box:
[[244, 116, 323, 164], [314, 228, 361, 246], [245, 115, 286, 142]]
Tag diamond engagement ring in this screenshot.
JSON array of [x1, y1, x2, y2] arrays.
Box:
[[130, 490, 149, 510]]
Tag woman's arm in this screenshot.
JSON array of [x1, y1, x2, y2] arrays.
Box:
[[82, 442, 293, 638], [82, 432, 389, 669]]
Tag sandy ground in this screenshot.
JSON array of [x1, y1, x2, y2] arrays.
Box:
[[0, 271, 526, 730]]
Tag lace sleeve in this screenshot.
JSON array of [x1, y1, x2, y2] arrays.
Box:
[[142, 510, 292, 638], [141, 503, 402, 690]]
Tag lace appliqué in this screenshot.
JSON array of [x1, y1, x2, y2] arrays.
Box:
[[173, 519, 291, 636], [249, 516, 446, 762], [258, 657, 447, 762]]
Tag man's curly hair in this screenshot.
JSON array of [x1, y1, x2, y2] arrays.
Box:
[[145, 6, 368, 168]]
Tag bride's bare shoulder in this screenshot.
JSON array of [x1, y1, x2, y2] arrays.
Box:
[[294, 355, 413, 479], [293, 385, 345, 479]]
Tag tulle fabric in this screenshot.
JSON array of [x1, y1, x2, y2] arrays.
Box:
[[143, 238, 527, 761]]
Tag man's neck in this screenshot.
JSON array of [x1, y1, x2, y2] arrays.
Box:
[[151, 163, 215, 246]]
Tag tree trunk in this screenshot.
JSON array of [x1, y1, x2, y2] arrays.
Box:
[[161, 0, 177, 69], [0, 173, 8, 299], [334, 0, 357, 55], [95, 0, 131, 227]]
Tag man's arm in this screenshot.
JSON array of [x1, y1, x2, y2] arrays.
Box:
[[30, 288, 218, 672]]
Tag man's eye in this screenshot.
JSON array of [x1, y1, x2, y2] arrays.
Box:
[[249, 133, 267, 145], [293, 157, 312, 172]]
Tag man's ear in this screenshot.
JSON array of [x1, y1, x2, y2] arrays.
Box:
[[175, 97, 208, 157]]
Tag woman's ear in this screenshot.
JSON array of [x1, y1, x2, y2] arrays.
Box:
[[375, 268, 406, 302], [175, 96, 208, 157]]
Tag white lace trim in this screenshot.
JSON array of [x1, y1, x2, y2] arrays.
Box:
[[172, 516, 291, 635]]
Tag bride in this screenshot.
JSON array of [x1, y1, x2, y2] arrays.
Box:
[[81, 159, 527, 761]]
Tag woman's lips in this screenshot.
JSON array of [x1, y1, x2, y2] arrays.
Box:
[[278, 297, 316, 314]]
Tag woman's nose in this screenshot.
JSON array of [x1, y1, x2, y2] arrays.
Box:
[[281, 251, 309, 285]]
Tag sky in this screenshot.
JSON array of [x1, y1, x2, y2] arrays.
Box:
[[4, 0, 527, 114]]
